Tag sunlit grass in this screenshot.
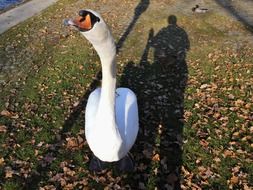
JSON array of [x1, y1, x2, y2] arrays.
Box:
[[0, 0, 253, 189]]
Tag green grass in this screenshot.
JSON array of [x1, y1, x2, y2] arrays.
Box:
[[0, 0, 253, 189]]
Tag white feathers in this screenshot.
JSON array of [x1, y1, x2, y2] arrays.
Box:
[[83, 10, 139, 162]]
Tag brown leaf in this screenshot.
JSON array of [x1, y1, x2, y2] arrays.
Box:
[[200, 84, 210, 89], [50, 173, 64, 182], [1, 110, 12, 117], [235, 99, 244, 107], [0, 110, 19, 119], [243, 184, 251, 190], [0, 125, 7, 133], [63, 166, 76, 176], [0, 158, 5, 166], [5, 167, 14, 178], [195, 158, 201, 164], [223, 150, 235, 158], [245, 103, 251, 109], [199, 139, 209, 147], [232, 166, 240, 173], [152, 153, 160, 162], [250, 126, 253, 134], [232, 131, 240, 138], [66, 137, 79, 149], [77, 135, 84, 144], [198, 166, 206, 173], [213, 157, 221, 163], [230, 175, 239, 184], [35, 149, 39, 156]]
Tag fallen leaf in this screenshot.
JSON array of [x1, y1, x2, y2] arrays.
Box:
[[235, 99, 244, 107], [213, 157, 221, 163], [199, 139, 209, 147], [195, 158, 201, 164], [223, 150, 235, 158], [152, 153, 160, 162], [230, 175, 239, 184], [200, 84, 209, 89], [0, 110, 12, 117], [243, 184, 251, 190], [66, 137, 79, 149], [198, 166, 206, 173], [5, 167, 14, 178], [0, 125, 7, 133], [63, 166, 76, 176], [0, 157, 4, 165], [0, 110, 19, 119]]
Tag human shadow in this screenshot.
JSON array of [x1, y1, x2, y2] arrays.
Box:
[[120, 15, 189, 189], [215, 0, 253, 33]]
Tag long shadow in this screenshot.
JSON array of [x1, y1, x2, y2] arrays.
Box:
[[116, 0, 149, 52], [215, 0, 253, 33], [120, 15, 189, 189], [23, 0, 150, 189]]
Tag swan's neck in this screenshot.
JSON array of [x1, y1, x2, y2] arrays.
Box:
[[99, 55, 116, 117], [91, 33, 117, 125]]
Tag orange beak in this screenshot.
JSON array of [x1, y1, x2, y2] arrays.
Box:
[[73, 14, 92, 30]]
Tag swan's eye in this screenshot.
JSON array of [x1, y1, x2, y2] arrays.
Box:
[[78, 10, 100, 23]]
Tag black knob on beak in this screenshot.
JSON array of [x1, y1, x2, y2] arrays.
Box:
[[79, 10, 87, 17]]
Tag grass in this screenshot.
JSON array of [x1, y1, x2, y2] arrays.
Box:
[[0, 0, 253, 189]]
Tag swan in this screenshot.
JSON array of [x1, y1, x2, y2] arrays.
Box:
[[64, 9, 139, 171]]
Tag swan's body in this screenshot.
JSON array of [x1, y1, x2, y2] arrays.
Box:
[[65, 9, 139, 162], [86, 88, 138, 161]]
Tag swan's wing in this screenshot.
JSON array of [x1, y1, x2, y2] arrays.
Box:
[[115, 88, 139, 151], [85, 88, 101, 130]]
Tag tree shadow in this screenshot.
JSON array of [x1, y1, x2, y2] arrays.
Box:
[[215, 0, 253, 33], [120, 15, 189, 189], [116, 0, 150, 52]]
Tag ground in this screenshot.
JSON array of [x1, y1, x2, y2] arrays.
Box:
[[0, 0, 252, 189]]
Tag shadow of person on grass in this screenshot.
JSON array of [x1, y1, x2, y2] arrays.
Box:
[[120, 15, 189, 189]]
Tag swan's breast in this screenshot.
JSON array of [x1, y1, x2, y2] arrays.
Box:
[[115, 88, 139, 150]]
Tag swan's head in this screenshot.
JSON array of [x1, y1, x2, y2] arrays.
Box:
[[64, 9, 109, 44]]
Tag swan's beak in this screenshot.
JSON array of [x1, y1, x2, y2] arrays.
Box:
[[63, 19, 76, 27], [63, 14, 92, 31]]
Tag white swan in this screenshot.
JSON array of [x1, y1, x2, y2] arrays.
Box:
[[65, 10, 139, 165]]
